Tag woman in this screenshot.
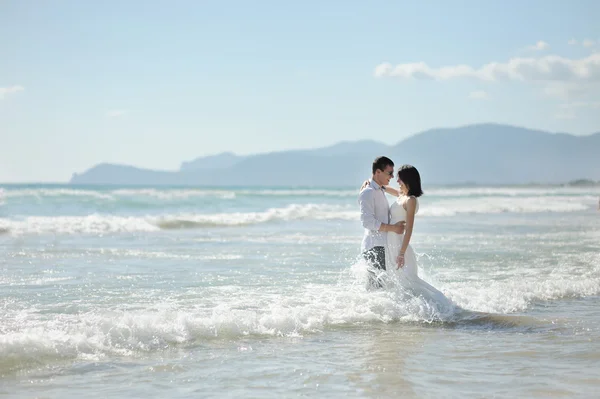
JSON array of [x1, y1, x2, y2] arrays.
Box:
[[362, 165, 452, 308]]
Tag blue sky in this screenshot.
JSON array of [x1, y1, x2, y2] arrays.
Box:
[[1, 0, 599, 182]]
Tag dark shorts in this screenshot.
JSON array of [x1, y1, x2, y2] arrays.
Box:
[[362, 246, 386, 271]]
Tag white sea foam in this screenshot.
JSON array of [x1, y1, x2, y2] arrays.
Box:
[[2, 188, 115, 200], [4, 241, 600, 379], [0, 192, 596, 235], [0, 187, 357, 202], [111, 188, 236, 200], [419, 195, 596, 216], [153, 204, 357, 229], [0, 268, 456, 373], [427, 186, 600, 197], [235, 189, 358, 197], [3, 260, 598, 374], [3, 186, 597, 201], [0, 214, 160, 235], [0, 204, 356, 235], [447, 274, 600, 314]]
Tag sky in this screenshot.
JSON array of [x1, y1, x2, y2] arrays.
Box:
[[1, 0, 599, 182]]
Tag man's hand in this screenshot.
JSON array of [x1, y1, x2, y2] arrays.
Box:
[[396, 253, 405, 269], [393, 221, 405, 234]]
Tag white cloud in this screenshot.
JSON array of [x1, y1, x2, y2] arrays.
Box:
[[468, 90, 489, 100], [555, 101, 600, 119], [560, 101, 600, 110], [0, 85, 24, 100], [375, 53, 600, 100], [568, 38, 597, 49], [582, 39, 596, 48], [374, 63, 394, 78], [528, 41, 549, 51], [374, 53, 600, 83], [542, 83, 591, 99], [555, 110, 576, 120], [106, 110, 128, 118]]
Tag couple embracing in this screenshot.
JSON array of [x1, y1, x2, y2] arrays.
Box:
[[358, 156, 452, 307]]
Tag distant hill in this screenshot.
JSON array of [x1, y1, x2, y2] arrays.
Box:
[[69, 124, 600, 186], [180, 152, 246, 171]]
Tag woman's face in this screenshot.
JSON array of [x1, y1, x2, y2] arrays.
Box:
[[398, 177, 409, 195]]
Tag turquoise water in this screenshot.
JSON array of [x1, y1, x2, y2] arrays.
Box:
[[1, 184, 599, 397]]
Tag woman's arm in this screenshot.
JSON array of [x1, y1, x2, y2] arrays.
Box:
[[359, 188, 406, 234], [360, 180, 369, 192], [359, 181, 400, 197], [382, 185, 400, 197], [397, 197, 417, 269]]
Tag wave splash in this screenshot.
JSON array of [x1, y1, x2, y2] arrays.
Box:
[[3, 258, 598, 375], [1, 193, 596, 235]]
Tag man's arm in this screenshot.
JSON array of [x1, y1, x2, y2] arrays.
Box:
[[359, 189, 404, 234]]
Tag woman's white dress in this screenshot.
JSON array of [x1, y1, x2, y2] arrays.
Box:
[[385, 196, 453, 308]]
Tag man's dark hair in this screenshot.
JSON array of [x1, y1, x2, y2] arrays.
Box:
[[372, 156, 394, 174], [397, 164, 424, 197]]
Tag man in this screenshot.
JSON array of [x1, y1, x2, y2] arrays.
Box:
[[358, 156, 405, 288]]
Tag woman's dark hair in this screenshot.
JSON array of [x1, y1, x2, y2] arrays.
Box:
[[397, 164, 423, 197]]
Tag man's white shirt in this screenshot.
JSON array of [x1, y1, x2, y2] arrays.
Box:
[[358, 179, 390, 252]]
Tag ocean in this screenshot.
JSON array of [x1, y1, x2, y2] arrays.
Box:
[[1, 184, 599, 398]]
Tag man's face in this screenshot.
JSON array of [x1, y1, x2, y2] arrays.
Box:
[[377, 165, 394, 185]]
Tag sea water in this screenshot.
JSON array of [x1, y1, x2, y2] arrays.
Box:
[[1, 184, 599, 398]]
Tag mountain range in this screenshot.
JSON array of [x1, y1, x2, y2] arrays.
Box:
[[69, 124, 600, 186]]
